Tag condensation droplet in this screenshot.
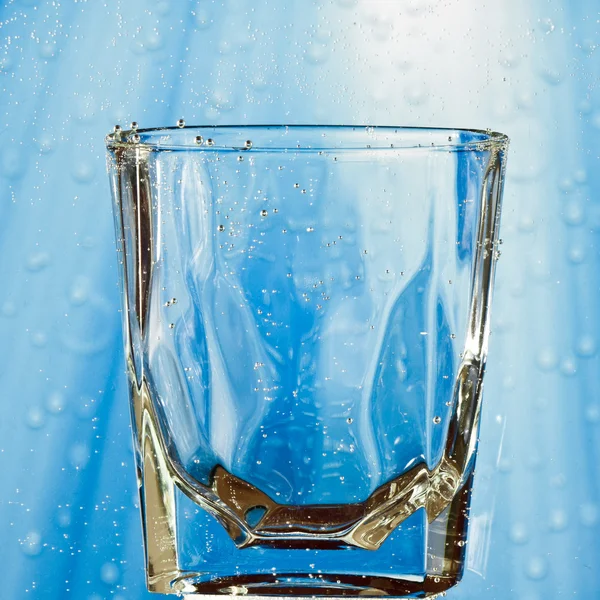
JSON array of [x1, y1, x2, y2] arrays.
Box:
[[525, 556, 548, 580], [1, 301, 16, 317], [585, 404, 600, 424], [568, 245, 585, 264], [25, 406, 46, 429], [100, 562, 120, 585], [31, 331, 47, 348], [560, 357, 577, 376], [549, 509, 568, 532], [536, 347, 558, 371], [56, 507, 72, 528], [21, 531, 42, 557], [576, 335, 597, 358], [580, 503, 599, 526], [47, 392, 67, 414], [26, 252, 51, 272]]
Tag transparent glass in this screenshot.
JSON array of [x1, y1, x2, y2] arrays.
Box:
[[105, 125, 508, 597]]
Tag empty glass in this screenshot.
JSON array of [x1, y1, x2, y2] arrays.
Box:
[[106, 125, 508, 597]]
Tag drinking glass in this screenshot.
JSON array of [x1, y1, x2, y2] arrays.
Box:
[[105, 125, 508, 597]]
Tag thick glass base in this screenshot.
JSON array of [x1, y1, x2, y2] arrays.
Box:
[[176, 573, 455, 597]]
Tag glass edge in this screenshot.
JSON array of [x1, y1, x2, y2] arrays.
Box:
[[104, 125, 510, 153]]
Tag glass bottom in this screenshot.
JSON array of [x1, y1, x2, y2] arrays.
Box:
[[176, 573, 455, 597]]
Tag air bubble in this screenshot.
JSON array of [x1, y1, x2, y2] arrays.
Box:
[[244, 140, 252, 149], [132, 133, 140, 144], [346, 417, 353, 424], [113, 125, 121, 134], [260, 209, 268, 217], [218, 224, 225, 232], [207, 138, 215, 146], [195, 135, 204, 145], [169, 323, 175, 329], [433, 416, 441, 425], [130, 121, 138, 130], [294, 183, 300, 188], [177, 119, 185, 128]]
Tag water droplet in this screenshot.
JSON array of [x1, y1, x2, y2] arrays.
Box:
[[56, 507, 71, 528], [177, 119, 185, 128], [25, 406, 46, 429], [585, 404, 600, 424], [1, 301, 16, 318], [31, 331, 47, 348], [549, 509, 568, 531], [21, 531, 42, 557], [562, 199, 585, 225], [540, 17, 555, 34], [525, 556, 548, 580], [195, 7, 212, 29], [244, 140, 252, 149], [580, 503, 598, 526], [69, 443, 91, 469], [576, 335, 597, 357], [536, 347, 558, 371], [46, 391, 67, 414], [100, 562, 120, 585], [568, 245, 585, 264], [433, 416, 441, 425], [560, 357, 577, 376], [26, 252, 51, 272], [130, 121, 138, 130]]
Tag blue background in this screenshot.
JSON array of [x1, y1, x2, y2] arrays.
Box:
[[1, 0, 599, 598]]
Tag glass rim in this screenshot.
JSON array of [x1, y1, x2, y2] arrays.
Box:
[[105, 124, 509, 152]]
